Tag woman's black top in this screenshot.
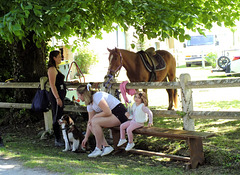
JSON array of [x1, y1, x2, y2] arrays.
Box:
[[55, 69, 66, 93]]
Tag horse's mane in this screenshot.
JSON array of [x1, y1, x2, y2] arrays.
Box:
[[119, 49, 137, 58]]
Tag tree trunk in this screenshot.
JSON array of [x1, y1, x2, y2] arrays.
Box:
[[11, 31, 48, 103]]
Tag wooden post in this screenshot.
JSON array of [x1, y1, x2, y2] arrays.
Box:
[[40, 77, 53, 131], [189, 137, 204, 168], [179, 74, 195, 131]]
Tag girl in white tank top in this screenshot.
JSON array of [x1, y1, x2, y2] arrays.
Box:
[[117, 92, 153, 151]]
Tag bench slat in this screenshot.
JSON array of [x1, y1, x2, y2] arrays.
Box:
[[112, 127, 215, 140], [122, 148, 190, 162]]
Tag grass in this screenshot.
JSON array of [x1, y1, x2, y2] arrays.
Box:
[[0, 133, 184, 175], [1, 100, 240, 174], [195, 100, 240, 110], [208, 74, 240, 79]]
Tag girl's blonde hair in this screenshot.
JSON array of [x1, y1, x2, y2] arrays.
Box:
[[76, 83, 97, 105], [135, 91, 148, 106]]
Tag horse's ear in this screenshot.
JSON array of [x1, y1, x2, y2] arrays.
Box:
[[114, 47, 118, 52], [107, 48, 111, 52]]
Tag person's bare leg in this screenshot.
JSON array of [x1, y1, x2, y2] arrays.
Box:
[[120, 121, 131, 139], [91, 115, 121, 149], [126, 121, 143, 143]]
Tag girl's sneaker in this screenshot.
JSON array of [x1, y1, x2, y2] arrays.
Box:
[[117, 139, 127, 147], [125, 142, 135, 151]]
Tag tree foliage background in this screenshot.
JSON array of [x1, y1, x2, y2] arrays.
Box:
[[0, 0, 239, 102]]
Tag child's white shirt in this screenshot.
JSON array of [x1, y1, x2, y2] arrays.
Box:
[[129, 103, 153, 124]]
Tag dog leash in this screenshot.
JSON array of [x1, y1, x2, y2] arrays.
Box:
[[61, 125, 72, 149]]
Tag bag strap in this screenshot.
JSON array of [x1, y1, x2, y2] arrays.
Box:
[[38, 78, 49, 89], [44, 79, 49, 89]]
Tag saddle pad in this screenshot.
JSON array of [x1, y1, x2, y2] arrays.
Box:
[[138, 51, 166, 72]]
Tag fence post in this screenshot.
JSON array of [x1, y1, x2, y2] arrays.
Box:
[[179, 73, 195, 131], [40, 76, 53, 131]]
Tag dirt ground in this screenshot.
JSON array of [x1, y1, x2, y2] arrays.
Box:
[[0, 156, 63, 175]]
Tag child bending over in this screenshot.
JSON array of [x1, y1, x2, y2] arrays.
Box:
[[117, 91, 153, 151]]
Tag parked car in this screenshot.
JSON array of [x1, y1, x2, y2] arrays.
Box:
[[185, 56, 210, 67], [184, 34, 219, 67], [216, 54, 240, 73], [231, 56, 240, 73]]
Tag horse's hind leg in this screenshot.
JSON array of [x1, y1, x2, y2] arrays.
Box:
[[167, 76, 178, 110], [166, 89, 173, 110], [161, 77, 173, 110]]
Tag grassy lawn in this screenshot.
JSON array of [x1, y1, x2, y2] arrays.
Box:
[[1, 67, 240, 174], [1, 99, 240, 175]]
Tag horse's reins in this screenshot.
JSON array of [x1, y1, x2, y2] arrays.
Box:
[[104, 52, 123, 90], [103, 74, 114, 91]]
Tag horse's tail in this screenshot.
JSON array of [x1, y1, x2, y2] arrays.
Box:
[[172, 77, 178, 109], [173, 88, 178, 109]]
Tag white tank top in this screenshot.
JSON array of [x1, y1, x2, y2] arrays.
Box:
[[87, 92, 120, 112]]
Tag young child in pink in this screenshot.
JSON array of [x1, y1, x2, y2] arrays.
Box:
[[117, 91, 153, 151]]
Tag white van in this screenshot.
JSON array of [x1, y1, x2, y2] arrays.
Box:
[[184, 35, 219, 67]]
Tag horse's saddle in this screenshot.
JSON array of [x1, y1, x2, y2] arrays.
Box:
[[138, 47, 166, 73]]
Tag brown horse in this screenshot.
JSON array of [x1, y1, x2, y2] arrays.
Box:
[[105, 47, 178, 110]]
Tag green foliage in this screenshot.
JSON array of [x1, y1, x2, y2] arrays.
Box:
[[6, 109, 33, 126], [205, 52, 218, 68], [0, 39, 14, 103], [74, 47, 98, 74], [0, 0, 240, 48], [0, 39, 13, 81]]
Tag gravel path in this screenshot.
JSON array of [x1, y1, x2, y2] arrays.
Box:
[[0, 156, 62, 175]]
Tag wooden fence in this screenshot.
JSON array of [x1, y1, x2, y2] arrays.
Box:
[[1, 74, 240, 132]]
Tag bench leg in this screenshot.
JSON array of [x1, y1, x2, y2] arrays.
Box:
[[189, 138, 204, 169], [111, 129, 120, 150]]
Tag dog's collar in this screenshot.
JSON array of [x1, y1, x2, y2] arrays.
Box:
[[61, 124, 73, 130]]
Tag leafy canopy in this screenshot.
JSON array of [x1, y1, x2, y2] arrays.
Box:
[[0, 0, 239, 46]]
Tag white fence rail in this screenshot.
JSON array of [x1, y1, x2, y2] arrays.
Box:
[[1, 74, 240, 131]]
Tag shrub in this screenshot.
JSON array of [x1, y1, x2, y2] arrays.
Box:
[[205, 52, 218, 68], [74, 47, 98, 74]]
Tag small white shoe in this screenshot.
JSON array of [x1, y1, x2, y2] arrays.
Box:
[[62, 148, 71, 152], [125, 142, 135, 151], [101, 146, 114, 156], [117, 139, 127, 147], [88, 147, 102, 158]]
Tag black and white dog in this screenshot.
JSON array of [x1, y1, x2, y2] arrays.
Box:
[[58, 114, 84, 152]]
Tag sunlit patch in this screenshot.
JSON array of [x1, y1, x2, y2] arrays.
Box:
[[0, 164, 16, 169]]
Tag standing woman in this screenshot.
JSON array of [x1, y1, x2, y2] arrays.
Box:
[[48, 50, 66, 146], [77, 84, 128, 157]]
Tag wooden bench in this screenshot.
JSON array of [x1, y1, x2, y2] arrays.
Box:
[[111, 126, 215, 169]]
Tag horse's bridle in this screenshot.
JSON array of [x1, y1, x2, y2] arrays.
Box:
[[104, 51, 123, 91], [108, 52, 123, 77]]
